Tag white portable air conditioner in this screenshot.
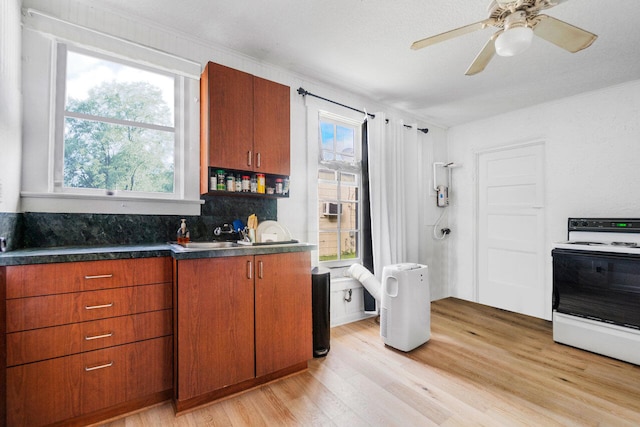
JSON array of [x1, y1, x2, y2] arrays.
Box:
[[380, 263, 430, 352]]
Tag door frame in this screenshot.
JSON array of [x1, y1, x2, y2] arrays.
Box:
[[473, 139, 548, 317]]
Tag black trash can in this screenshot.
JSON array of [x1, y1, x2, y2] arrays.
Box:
[[311, 267, 331, 357]]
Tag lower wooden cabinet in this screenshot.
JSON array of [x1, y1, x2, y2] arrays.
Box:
[[255, 252, 313, 377], [175, 251, 312, 411], [3, 257, 173, 427], [176, 256, 256, 400], [6, 336, 172, 427]]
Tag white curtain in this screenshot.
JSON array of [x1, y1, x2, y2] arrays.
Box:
[[367, 113, 421, 278]]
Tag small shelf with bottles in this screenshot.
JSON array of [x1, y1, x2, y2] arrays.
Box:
[[205, 167, 290, 198]]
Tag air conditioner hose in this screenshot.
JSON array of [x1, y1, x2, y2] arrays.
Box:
[[345, 263, 381, 301]]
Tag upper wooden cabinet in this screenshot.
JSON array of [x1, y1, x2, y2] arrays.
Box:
[[200, 62, 291, 194]]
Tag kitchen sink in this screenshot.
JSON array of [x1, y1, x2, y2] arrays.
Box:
[[174, 241, 239, 250]]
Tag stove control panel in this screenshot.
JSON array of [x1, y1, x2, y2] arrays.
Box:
[[568, 218, 640, 232]]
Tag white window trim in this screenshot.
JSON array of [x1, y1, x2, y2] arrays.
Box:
[[20, 9, 203, 216]]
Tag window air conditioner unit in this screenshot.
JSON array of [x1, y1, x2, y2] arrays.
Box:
[[323, 202, 341, 216]]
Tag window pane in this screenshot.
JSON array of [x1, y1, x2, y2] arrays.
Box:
[[320, 122, 334, 151], [319, 231, 338, 261], [319, 202, 341, 230], [66, 51, 175, 127], [318, 169, 336, 181], [340, 172, 357, 184], [340, 202, 358, 230], [321, 150, 335, 161], [340, 172, 359, 202], [63, 117, 175, 193], [341, 231, 358, 259], [336, 125, 354, 160]]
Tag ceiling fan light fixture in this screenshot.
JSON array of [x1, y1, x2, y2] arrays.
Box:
[[495, 25, 534, 57]]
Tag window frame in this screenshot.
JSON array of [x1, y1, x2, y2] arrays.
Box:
[[19, 12, 203, 216], [317, 112, 363, 269], [53, 43, 184, 200]]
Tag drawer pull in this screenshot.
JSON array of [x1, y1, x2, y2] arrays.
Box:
[[85, 361, 114, 371], [85, 302, 114, 310], [247, 260, 253, 279], [85, 332, 113, 341], [84, 274, 113, 280], [258, 260, 264, 279], [247, 150, 252, 167], [257, 152, 261, 168]]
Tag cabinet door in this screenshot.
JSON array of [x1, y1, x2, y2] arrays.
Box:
[[176, 256, 255, 400], [203, 62, 254, 171], [253, 76, 290, 176], [255, 252, 311, 376]]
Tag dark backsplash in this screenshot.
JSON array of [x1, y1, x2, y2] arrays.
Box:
[[0, 195, 277, 250]]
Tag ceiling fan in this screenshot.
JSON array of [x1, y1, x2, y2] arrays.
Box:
[[411, 0, 597, 75]]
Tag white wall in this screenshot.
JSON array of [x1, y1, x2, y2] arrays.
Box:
[[447, 80, 640, 319], [0, 0, 22, 213]]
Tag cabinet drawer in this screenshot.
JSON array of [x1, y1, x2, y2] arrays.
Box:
[[7, 309, 172, 366], [6, 336, 173, 427], [6, 257, 172, 298], [6, 283, 172, 332]]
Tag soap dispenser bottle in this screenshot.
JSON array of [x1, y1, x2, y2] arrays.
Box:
[[177, 218, 190, 244]]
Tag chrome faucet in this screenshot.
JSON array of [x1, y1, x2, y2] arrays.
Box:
[[213, 224, 235, 237]]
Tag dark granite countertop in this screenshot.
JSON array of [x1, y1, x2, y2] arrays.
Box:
[[0, 242, 316, 266]]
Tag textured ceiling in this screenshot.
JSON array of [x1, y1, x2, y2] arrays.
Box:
[[75, 0, 640, 127]]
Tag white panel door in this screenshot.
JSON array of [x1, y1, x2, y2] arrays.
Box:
[[478, 143, 545, 318]]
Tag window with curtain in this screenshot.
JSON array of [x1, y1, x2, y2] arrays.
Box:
[[318, 113, 362, 266]]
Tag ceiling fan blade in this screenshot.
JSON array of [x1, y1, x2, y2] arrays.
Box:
[[533, 14, 597, 53], [411, 18, 495, 50], [465, 31, 501, 76]]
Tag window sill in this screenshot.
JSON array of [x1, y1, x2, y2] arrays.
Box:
[[20, 192, 204, 216]]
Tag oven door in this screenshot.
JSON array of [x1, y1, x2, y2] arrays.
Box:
[[552, 248, 640, 329]]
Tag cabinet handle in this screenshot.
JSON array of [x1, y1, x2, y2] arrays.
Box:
[[85, 332, 113, 341], [247, 260, 253, 279], [84, 274, 113, 280], [258, 260, 264, 279], [248, 150, 252, 167], [256, 152, 261, 168], [85, 302, 114, 310], [85, 361, 114, 371]]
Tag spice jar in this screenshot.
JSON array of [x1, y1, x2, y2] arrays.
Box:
[[275, 178, 283, 195], [250, 175, 258, 193], [256, 174, 266, 194], [216, 170, 226, 190], [283, 177, 290, 195], [226, 175, 234, 192], [242, 175, 250, 192]]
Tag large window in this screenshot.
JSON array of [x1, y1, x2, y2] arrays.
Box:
[[318, 114, 362, 266], [56, 47, 181, 197]]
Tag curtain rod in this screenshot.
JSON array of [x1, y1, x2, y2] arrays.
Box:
[[297, 87, 429, 134]]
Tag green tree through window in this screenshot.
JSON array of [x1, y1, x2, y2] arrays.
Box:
[[62, 51, 175, 194]]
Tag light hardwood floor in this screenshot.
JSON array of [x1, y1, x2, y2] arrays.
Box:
[[97, 298, 640, 426]]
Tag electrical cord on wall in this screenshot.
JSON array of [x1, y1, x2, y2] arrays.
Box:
[[433, 208, 451, 240]]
